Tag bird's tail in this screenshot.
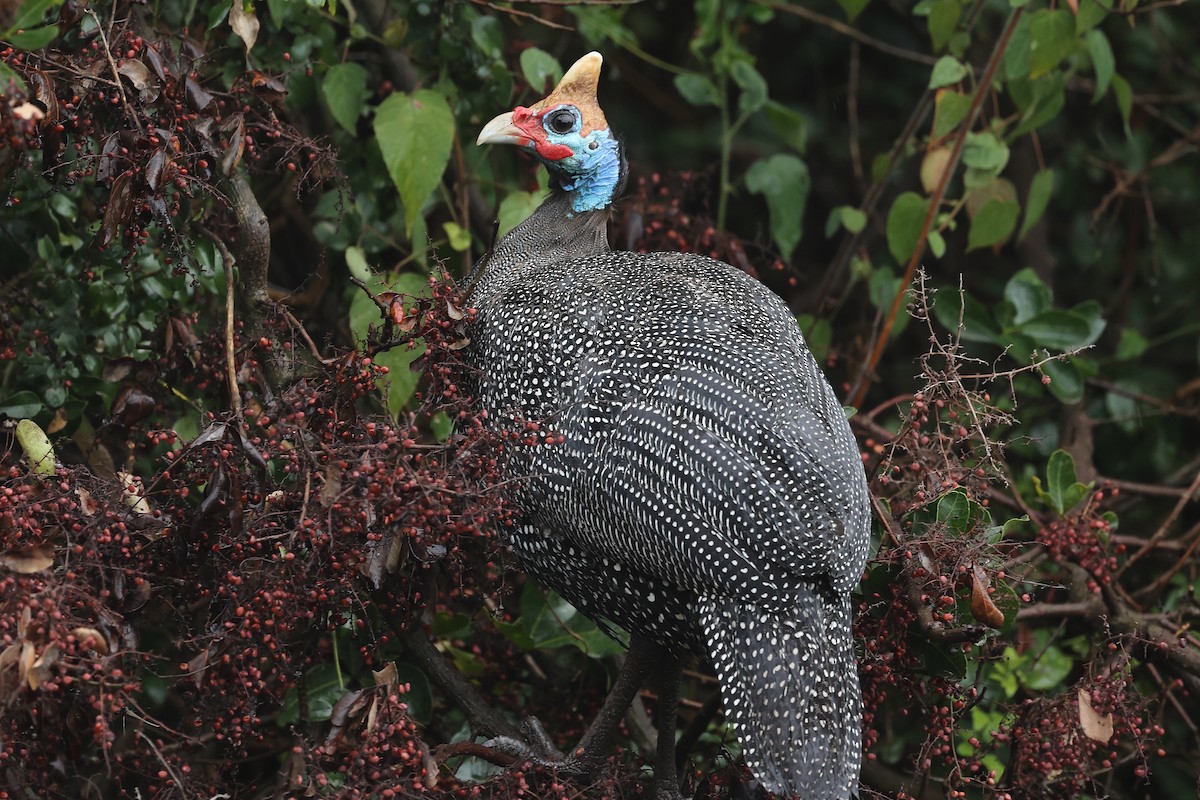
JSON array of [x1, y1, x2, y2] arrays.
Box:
[[698, 586, 861, 800]]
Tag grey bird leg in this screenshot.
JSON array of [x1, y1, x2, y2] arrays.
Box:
[[486, 633, 660, 781], [652, 652, 684, 800]]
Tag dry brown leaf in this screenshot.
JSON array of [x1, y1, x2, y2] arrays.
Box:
[[117, 470, 151, 515], [71, 627, 109, 654], [0, 643, 22, 695], [0, 544, 55, 574], [27, 644, 59, 690], [77, 487, 99, 516], [229, 0, 260, 54], [1078, 689, 1114, 742], [970, 564, 1005, 629]]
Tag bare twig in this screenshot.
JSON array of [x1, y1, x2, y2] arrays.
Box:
[[848, 8, 1027, 408], [763, 1, 938, 66], [1119, 465, 1200, 574]]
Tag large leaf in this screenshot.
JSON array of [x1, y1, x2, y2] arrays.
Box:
[[966, 199, 1019, 252], [1028, 9, 1077, 78], [374, 90, 454, 235], [744, 154, 810, 259], [323, 63, 369, 133], [885, 192, 929, 266], [1018, 169, 1054, 240], [519, 47, 562, 93]]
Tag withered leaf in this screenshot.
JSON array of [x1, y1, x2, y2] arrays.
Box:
[[185, 76, 212, 111], [98, 172, 133, 248], [969, 565, 1005, 629], [0, 544, 55, 574], [117, 59, 150, 91], [1078, 689, 1114, 743]]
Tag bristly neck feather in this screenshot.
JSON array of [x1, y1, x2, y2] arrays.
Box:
[[548, 133, 626, 215]]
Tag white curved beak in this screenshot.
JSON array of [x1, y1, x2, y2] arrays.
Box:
[[476, 111, 530, 147]]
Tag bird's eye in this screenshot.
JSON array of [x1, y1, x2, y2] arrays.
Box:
[[546, 108, 577, 135]]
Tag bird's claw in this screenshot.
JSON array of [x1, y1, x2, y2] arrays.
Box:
[[482, 717, 594, 781]]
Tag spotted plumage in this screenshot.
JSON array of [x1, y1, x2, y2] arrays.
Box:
[[470, 52, 870, 800]]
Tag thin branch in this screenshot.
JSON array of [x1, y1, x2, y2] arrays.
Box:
[[848, 8, 1026, 408], [763, 1, 938, 66], [1119, 465, 1200, 574]]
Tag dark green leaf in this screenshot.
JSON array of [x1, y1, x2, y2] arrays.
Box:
[[1003, 268, 1052, 324], [1045, 450, 1078, 515], [7, 25, 58, 49], [929, 56, 968, 89], [744, 154, 810, 259], [1086, 29, 1115, 102], [519, 47, 562, 93], [764, 100, 808, 153], [1010, 73, 1066, 137], [933, 289, 1002, 344], [1042, 357, 1084, 403], [675, 73, 721, 107], [1075, 0, 1113, 34], [837, 0, 871, 22], [1018, 169, 1054, 240], [323, 63, 369, 134], [391, 661, 433, 724], [928, 0, 961, 53], [1024, 644, 1074, 690], [277, 664, 344, 726], [1111, 73, 1133, 137], [374, 90, 454, 234], [1115, 329, 1148, 361], [1020, 309, 1097, 350], [825, 205, 866, 238], [885, 192, 929, 266], [1004, 13, 1033, 81], [1028, 9, 1077, 78], [932, 90, 971, 139], [470, 15, 503, 60], [966, 199, 1019, 252], [9, 0, 59, 31], [0, 391, 44, 420], [730, 60, 768, 115]]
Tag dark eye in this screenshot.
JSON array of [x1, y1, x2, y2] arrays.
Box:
[[546, 108, 576, 135]]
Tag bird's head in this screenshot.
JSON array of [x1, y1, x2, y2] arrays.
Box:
[[477, 51, 624, 214]]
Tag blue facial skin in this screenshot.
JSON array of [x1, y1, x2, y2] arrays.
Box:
[[533, 106, 622, 215]]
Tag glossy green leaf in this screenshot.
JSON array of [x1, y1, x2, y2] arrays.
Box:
[[323, 63, 369, 133], [1086, 29, 1115, 102], [0, 391, 43, 420], [1018, 169, 1054, 240], [375, 90, 454, 235], [1021, 310, 1098, 350], [929, 56, 968, 89], [1041, 357, 1084, 403], [519, 47, 562, 93], [886, 192, 929, 266], [1003, 268, 1052, 325], [745, 154, 810, 259]]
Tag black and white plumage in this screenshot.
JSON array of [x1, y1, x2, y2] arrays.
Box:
[[468, 53, 870, 799]]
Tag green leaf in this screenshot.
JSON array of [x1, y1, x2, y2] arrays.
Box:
[[730, 60, 768, 115], [1004, 13, 1033, 80], [1042, 357, 1084, 403], [16, 419, 56, 476], [929, 55, 968, 89], [323, 63, 369, 133], [1003, 268, 1052, 325], [933, 288, 1001, 344], [962, 131, 1010, 173], [1115, 329, 1148, 361], [442, 221, 471, 252], [936, 488, 990, 536], [497, 188, 549, 238], [9, 0, 61, 31], [1028, 9, 1077, 79], [885, 192, 929, 266], [391, 661, 433, 724], [374, 90, 454, 235], [744, 154, 810, 259], [824, 206, 866, 238], [430, 411, 453, 441], [1024, 644, 1074, 690], [7, 24, 58, 49], [928, 0, 961, 53], [348, 272, 431, 416], [1019, 310, 1097, 351], [674, 73, 721, 107], [1086, 29, 1115, 102], [1075, 0, 1112, 34], [764, 100, 808, 153], [928, 229, 946, 258], [836, 0, 871, 22], [1010, 72, 1066, 137], [966, 200, 1018, 252], [519, 47, 562, 93], [932, 90, 971, 139], [277, 663, 344, 726], [1111, 73, 1133, 138], [1018, 169, 1054, 240], [0, 61, 26, 92], [470, 15, 503, 60], [0, 391, 43, 419]]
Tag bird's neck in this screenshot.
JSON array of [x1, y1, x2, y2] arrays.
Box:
[[550, 135, 624, 215]]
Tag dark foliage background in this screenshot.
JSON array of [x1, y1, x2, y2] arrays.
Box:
[[1, 0, 1198, 798]]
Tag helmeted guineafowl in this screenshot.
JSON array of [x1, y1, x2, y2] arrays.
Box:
[[468, 52, 871, 800]]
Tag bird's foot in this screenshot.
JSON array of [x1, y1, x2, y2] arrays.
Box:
[[483, 717, 596, 781]]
